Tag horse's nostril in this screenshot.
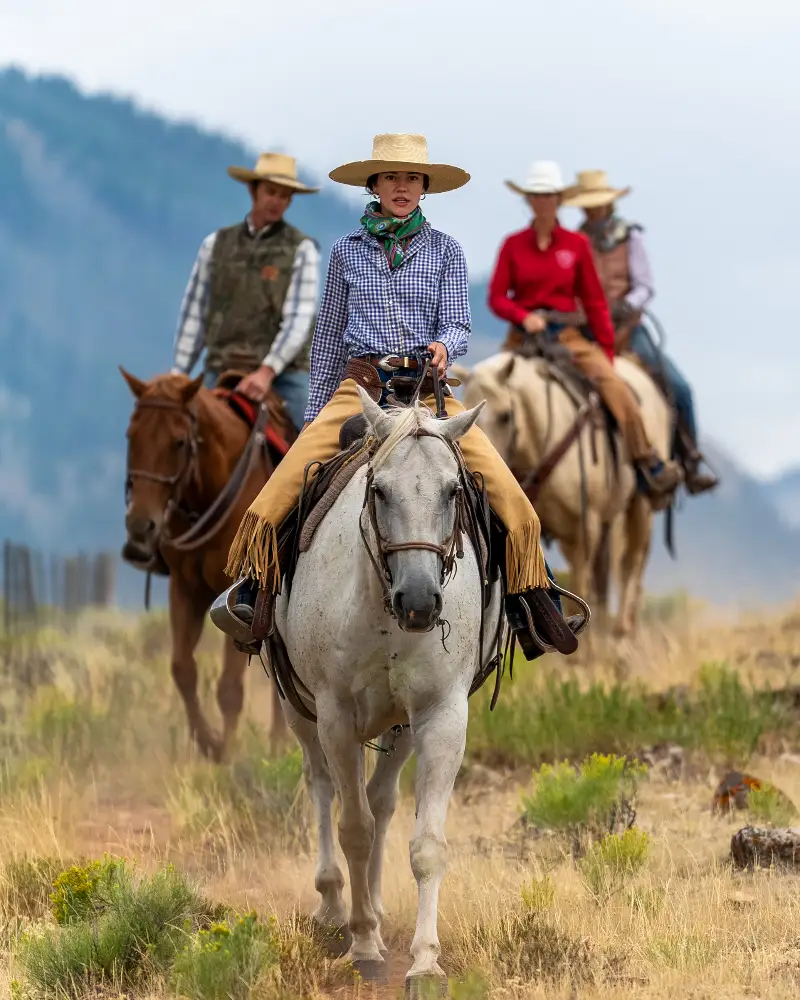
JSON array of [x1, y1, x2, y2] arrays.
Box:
[[126, 517, 157, 542]]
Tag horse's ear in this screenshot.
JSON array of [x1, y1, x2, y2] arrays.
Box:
[[119, 366, 147, 399], [496, 353, 516, 384], [449, 363, 472, 385], [356, 386, 391, 437], [438, 401, 486, 443], [180, 372, 204, 404]]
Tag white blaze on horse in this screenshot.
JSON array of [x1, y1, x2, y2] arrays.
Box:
[[215, 389, 503, 995], [453, 352, 671, 636]]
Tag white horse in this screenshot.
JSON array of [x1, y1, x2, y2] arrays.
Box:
[[266, 390, 502, 995], [453, 351, 671, 636]]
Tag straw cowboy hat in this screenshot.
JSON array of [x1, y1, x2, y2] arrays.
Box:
[[329, 134, 470, 194], [227, 152, 319, 194], [505, 161, 568, 196], [562, 170, 631, 209]]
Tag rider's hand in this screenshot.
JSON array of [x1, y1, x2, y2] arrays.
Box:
[[522, 312, 546, 335], [238, 365, 275, 402], [427, 341, 448, 377]]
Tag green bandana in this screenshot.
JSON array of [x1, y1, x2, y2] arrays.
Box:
[[360, 200, 425, 269]]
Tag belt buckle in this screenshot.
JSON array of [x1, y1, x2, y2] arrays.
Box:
[[375, 355, 401, 372]]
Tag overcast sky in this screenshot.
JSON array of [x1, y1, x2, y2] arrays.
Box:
[[2, 0, 799, 477]]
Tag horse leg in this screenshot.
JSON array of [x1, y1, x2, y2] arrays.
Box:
[[366, 727, 414, 954], [216, 638, 247, 761], [285, 709, 349, 948], [316, 706, 384, 975], [169, 578, 222, 761], [616, 494, 653, 637], [406, 698, 468, 995]]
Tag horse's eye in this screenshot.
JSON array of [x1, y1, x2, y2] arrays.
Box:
[[174, 438, 186, 450], [448, 485, 461, 503], [497, 411, 512, 426], [373, 485, 385, 503]]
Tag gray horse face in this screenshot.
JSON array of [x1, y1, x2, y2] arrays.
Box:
[[358, 390, 485, 634], [371, 436, 462, 632]]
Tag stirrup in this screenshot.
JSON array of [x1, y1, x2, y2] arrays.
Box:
[[210, 578, 262, 654]]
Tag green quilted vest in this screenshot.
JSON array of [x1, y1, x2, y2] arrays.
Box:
[[204, 219, 315, 374]]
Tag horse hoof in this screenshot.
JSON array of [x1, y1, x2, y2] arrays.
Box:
[[311, 920, 352, 958], [405, 972, 448, 1000], [353, 959, 388, 984]]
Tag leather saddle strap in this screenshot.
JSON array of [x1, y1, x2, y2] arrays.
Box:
[[520, 393, 599, 503]]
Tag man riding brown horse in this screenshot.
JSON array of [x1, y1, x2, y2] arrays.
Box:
[[562, 170, 718, 495], [171, 151, 320, 433]]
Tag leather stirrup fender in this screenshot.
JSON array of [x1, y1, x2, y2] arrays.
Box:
[[252, 587, 275, 641]]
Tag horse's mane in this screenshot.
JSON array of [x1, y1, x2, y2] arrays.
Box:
[[371, 402, 438, 473]]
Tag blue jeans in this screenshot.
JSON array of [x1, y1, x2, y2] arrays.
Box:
[[627, 325, 697, 442], [203, 368, 310, 431]]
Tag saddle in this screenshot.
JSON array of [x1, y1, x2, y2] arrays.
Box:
[[210, 369, 298, 461], [503, 324, 620, 475]]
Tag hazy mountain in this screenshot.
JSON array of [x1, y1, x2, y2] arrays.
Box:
[[0, 66, 796, 609], [760, 468, 800, 530]]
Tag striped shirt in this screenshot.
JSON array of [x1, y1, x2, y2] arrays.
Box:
[[306, 222, 471, 420], [171, 215, 320, 377]]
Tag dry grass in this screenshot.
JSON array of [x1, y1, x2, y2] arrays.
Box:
[[0, 597, 799, 998]]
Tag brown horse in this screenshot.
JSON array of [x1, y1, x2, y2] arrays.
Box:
[[120, 369, 290, 761]]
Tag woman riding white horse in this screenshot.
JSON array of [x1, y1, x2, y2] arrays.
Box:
[[222, 136, 583, 660]]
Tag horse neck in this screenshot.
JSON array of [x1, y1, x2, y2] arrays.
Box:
[[188, 392, 250, 508], [512, 361, 570, 467]]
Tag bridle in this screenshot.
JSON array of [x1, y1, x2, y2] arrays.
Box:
[[125, 397, 201, 539], [358, 441, 466, 628]]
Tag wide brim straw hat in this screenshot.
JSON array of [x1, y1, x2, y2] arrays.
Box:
[[505, 160, 568, 196], [227, 152, 319, 194], [329, 134, 470, 194], [562, 170, 631, 209]]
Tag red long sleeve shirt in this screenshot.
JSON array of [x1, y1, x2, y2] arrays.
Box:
[[488, 225, 616, 361]]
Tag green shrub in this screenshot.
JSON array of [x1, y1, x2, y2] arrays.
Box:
[[170, 912, 279, 1000], [693, 662, 772, 765], [579, 829, 651, 901], [520, 876, 555, 913], [520, 753, 647, 843], [49, 857, 124, 925], [747, 784, 798, 827], [16, 861, 220, 998]]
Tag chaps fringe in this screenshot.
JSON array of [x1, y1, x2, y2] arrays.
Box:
[[225, 510, 281, 594], [505, 520, 550, 593]]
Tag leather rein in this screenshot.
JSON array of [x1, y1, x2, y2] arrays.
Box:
[[126, 395, 271, 567]]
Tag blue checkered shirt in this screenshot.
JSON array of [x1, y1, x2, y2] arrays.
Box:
[[305, 222, 471, 420]]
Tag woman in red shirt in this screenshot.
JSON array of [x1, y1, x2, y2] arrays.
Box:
[[488, 160, 681, 503]]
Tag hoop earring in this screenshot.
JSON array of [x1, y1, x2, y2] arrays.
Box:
[[421, 192, 427, 201]]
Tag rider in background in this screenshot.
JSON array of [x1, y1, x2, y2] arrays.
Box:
[[562, 170, 718, 495], [170, 152, 319, 433], [222, 134, 581, 661], [488, 161, 682, 507]]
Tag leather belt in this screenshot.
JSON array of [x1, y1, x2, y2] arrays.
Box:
[[359, 354, 422, 372]]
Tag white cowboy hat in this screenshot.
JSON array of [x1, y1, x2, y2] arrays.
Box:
[[227, 152, 319, 194], [328, 134, 470, 195], [505, 160, 567, 196], [562, 170, 631, 209]]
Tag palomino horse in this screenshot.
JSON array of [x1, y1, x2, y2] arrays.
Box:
[[453, 352, 671, 636], [218, 391, 502, 995], [120, 370, 289, 761]]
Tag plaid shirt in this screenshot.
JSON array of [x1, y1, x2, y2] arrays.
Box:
[[306, 222, 471, 420], [171, 215, 320, 377]]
